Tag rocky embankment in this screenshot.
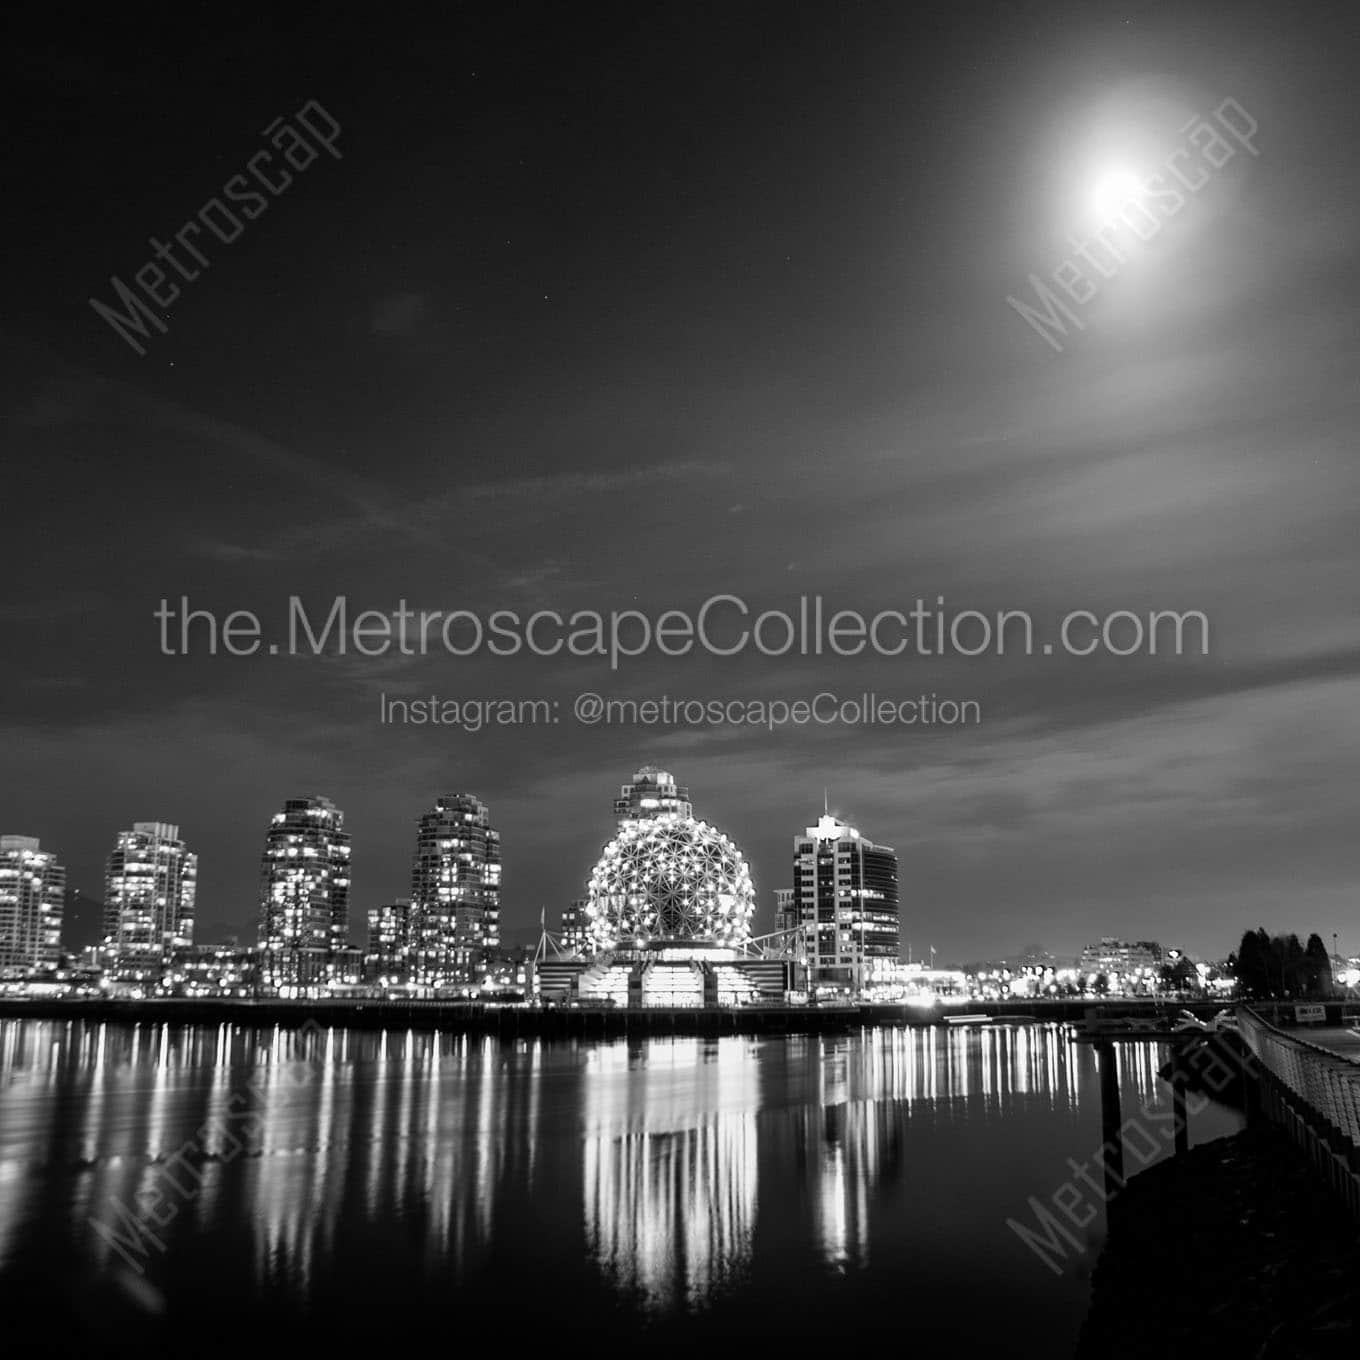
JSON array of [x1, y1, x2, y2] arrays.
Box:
[[1076, 1126, 1358, 1359]]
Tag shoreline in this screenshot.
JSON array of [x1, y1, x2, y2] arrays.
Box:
[[0, 995, 1259, 1036], [1076, 1125, 1359, 1358]]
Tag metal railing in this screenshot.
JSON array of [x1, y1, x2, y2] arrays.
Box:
[[1236, 1005, 1360, 1216]]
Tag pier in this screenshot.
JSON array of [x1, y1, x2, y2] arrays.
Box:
[[1081, 1003, 1360, 1217]]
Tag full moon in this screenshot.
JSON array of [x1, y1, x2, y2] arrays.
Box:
[[1089, 166, 1146, 222]]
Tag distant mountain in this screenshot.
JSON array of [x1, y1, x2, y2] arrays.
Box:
[[61, 889, 103, 951]]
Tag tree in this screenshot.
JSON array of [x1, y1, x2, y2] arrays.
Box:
[[1232, 928, 1271, 997], [1231, 927, 1333, 998], [1282, 934, 1305, 997], [1304, 934, 1333, 997]]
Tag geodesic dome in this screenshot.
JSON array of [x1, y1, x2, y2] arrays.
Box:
[[585, 814, 755, 949]]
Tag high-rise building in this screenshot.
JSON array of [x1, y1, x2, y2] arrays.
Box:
[[612, 766, 692, 822], [0, 836, 66, 977], [791, 814, 899, 994], [366, 899, 416, 984], [773, 887, 796, 935], [103, 822, 197, 981], [257, 796, 352, 992], [411, 795, 501, 988]]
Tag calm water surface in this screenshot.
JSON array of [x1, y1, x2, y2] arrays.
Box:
[[0, 1020, 1241, 1354]]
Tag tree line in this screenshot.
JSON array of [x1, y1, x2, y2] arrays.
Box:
[[1229, 929, 1333, 999]]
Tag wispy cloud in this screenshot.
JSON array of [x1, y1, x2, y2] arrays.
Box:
[[0, 330, 420, 542], [184, 459, 725, 564]]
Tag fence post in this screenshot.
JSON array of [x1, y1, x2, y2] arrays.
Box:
[[1096, 1040, 1125, 1199]]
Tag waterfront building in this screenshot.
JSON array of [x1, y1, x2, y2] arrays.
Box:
[[483, 945, 532, 993], [410, 795, 501, 988], [1078, 938, 1164, 991], [366, 899, 416, 984], [556, 766, 797, 1008], [177, 942, 259, 997], [257, 796, 352, 993], [790, 814, 900, 995], [0, 836, 66, 977], [330, 945, 364, 987], [103, 822, 197, 982], [540, 768, 805, 1007], [560, 898, 591, 955]]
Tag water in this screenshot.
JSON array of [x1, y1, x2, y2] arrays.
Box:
[[0, 1019, 1242, 1353]]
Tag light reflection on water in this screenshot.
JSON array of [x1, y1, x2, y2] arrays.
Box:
[[0, 1019, 1237, 1349], [582, 1039, 760, 1311]]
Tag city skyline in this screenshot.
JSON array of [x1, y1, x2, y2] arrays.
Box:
[[1, 768, 1317, 966]]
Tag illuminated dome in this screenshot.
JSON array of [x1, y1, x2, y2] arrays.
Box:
[[586, 814, 755, 950]]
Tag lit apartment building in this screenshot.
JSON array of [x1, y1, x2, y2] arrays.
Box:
[[791, 814, 899, 994], [411, 795, 501, 988], [366, 899, 416, 984], [103, 822, 197, 982], [0, 836, 66, 977], [257, 796, 352, 992]]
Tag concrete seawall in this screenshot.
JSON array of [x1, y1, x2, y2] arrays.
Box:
[[0, 996, 1315, 1036]]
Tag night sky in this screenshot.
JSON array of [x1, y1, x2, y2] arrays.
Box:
[[4, 1, 1358, 960]]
